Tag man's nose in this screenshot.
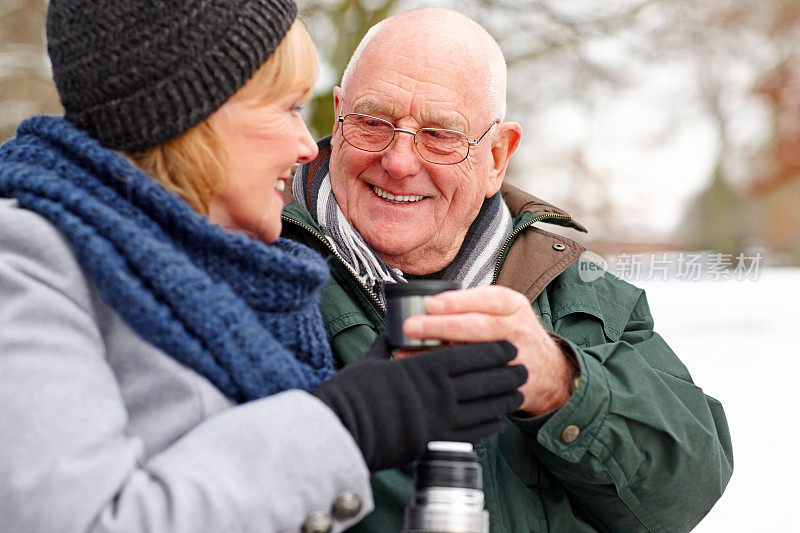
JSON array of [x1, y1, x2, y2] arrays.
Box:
[[380, 131, 422, 178]]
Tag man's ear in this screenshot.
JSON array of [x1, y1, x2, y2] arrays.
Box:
[[332, 87, 343, 136], [485, 122, 522, 197]]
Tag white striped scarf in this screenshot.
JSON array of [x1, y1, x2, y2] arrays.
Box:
[[293, 152, 513, 304]]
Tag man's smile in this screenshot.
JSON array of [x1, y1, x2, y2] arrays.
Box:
[[371, 184, 426, 204]]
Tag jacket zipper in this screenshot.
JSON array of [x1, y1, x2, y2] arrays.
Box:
[[492, 212, 573, 283], [281, 215, 387, 313]]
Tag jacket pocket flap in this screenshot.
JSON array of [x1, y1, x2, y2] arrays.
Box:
[[549, 279, 640, 343]]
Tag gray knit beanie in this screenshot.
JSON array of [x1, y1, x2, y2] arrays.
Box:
[[46, 0, 298, 153]]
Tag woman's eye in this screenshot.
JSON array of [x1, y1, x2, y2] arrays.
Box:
[[291, 104, 304, 113]]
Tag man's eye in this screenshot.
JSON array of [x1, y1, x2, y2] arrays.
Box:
[[291, 104, 304, 113]]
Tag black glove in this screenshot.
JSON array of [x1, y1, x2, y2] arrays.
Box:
[[312, 336, 527, 471]]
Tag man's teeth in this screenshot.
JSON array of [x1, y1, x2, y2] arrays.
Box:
[[373, 185, 424, 203], [275, 180, 285, 192]]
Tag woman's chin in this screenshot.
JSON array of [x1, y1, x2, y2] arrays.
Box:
[[255, 217, 282, 244]]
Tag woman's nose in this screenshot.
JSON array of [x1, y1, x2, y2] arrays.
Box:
[[296, 121, 319, 164]]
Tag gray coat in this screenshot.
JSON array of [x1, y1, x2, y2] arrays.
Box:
[[0, 198, 373, 533]]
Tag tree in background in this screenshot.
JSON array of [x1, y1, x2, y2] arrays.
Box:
[[676, 0, 800, 262], [300, 0, 398, 139], [0, 0, 60, 142]]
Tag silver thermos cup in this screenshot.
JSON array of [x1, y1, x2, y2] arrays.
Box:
[[385, 279, 460, 349]]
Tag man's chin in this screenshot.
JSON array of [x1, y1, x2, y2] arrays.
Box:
[[368, 239, 419, 260], [368, 238, 452, 274], [365, 236, 423, 265]]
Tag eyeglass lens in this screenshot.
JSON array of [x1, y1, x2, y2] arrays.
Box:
[[341, 114, 469, 164]]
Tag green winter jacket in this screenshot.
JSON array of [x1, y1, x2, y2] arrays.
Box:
[[281, 177, 733, 533]]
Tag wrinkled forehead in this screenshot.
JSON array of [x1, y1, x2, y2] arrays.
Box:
[[344, 26, 489, 130]]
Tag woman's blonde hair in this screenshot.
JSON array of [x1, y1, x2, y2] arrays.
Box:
[[131, 20, 319, 214]]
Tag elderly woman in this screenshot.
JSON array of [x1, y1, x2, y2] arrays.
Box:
[[0, 1, 527, 532]]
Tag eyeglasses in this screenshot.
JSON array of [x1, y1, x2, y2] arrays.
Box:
[[337, 113, 499, 165]]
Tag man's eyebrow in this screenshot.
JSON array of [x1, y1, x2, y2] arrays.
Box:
[[351, 100, 394, 117], [350, 100, 466, 131], [420, 108, 467, 132]]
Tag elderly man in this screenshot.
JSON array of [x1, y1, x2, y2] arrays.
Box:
[[282, 7, 732, 532]]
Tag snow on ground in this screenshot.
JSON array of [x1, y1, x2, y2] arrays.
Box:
[[635, 268, 800, 532]]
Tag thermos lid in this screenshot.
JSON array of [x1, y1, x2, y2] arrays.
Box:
[[415, 441, 483, 491], [428, 441, 473, 453], [385, 280, 461, 297]]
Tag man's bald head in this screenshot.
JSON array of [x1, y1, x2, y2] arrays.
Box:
[[329, 7, 522, 273], [340, 7, 507, 121]]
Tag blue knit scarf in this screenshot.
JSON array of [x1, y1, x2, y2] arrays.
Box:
[[0, 116, 334, 402]]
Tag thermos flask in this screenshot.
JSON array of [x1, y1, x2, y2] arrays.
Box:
[[401, 441, 490, 533]]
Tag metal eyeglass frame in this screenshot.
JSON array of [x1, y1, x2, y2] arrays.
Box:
[[337, 113, 500, 165]]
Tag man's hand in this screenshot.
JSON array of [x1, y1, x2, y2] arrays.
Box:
[[400, 285, 575, 416]]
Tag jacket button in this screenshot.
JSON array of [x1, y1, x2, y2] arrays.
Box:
[[301, 511, 333, 533], [332, 491, 363, 520], [553, 243, 566, 251], [560, 424, 580, 443]]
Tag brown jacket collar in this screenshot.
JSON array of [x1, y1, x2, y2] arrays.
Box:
[[500, 183, 587, 232], [497, 183, 586, 301]]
